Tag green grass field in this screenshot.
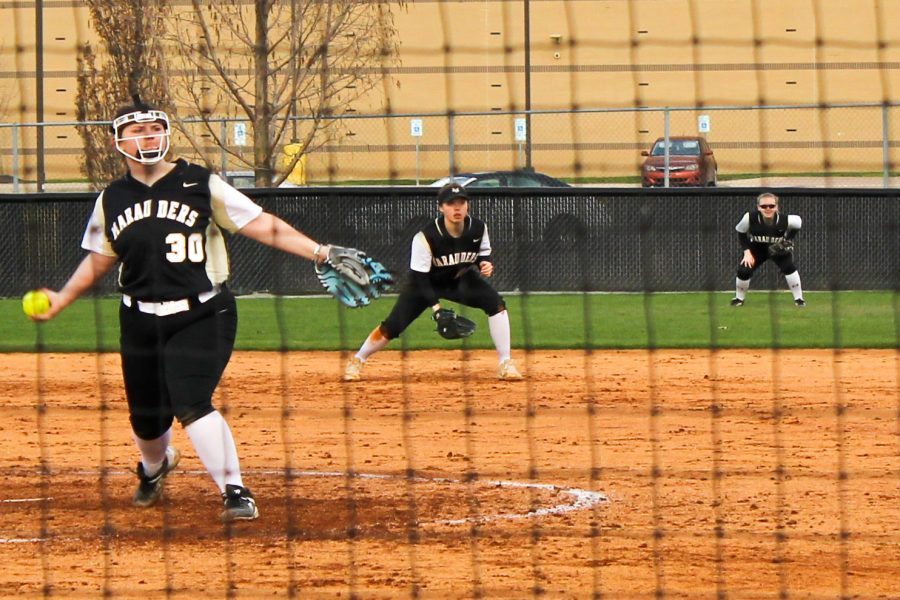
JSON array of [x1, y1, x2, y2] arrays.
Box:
[[1, 291, 896, 353]]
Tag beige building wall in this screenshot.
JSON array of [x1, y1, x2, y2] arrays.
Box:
[[2, 0, 899, 184]]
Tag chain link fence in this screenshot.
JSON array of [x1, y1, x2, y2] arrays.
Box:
[[2, 103, 900, 192], [2, 187, 897, 296]]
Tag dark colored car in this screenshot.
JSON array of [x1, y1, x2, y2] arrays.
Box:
[[430, 170, 571, 188], [641, 136, 717, 187]]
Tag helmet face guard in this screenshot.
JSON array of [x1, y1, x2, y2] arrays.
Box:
[[113, 109, 170, 165]]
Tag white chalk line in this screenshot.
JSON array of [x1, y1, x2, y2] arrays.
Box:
[[1, 469, 608, 543], [259, 470, 609, 526], [0, 497, 57, 544], [1, 497, 53, 503]]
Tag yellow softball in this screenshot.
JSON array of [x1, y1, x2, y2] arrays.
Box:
[[22, 290, 51, 318]]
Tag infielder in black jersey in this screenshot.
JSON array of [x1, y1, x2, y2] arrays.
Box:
[[731, 192, 806, 307], [343, 183, 523, 381], [30, 99, 337, 522]]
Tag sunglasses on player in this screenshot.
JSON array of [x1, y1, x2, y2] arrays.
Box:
[[758, 204, 777, 209]]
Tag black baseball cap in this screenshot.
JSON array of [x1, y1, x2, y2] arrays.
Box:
[[437, 182, 470, 204]]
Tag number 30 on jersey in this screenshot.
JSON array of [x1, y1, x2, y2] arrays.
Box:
[[165, 232, 205, 263]]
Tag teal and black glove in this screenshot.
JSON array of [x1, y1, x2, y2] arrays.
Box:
[[315, 246, 394, 308]]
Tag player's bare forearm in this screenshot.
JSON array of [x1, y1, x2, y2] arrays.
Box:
[[35, 252, 117, 321], [240, 212, 326, 262]]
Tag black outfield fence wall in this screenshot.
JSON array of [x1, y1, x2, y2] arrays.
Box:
[[1, 187, 897, 296]]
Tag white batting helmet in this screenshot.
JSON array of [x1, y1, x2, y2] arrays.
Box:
[[111, 96, 170, 165]]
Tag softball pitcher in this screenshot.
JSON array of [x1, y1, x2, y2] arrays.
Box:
[[30, 97, 333, 522]]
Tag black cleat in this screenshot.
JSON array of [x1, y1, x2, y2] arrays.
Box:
[[221, 484, 259, 522], [730, 298, 744, 307], [133, 447, 180, 508], [794, 298, 806, 307]]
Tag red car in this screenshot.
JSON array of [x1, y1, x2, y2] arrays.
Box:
[[641, 136, 717, 187]]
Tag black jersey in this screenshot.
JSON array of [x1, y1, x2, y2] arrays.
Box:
[[735, 211, 801, 251], [412, 215, 490, 287], [82, 159, 262, 301]]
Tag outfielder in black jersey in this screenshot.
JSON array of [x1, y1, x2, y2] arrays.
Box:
[[29, 99, 337, 521], [343, 183, 523, 381], [731, 192, 806, 307]]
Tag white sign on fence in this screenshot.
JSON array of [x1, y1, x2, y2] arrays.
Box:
[[514, 118, 527, 142], [698, 115, 711, 133], [234, 123, 247, 146], [410, 119, 424, 137]]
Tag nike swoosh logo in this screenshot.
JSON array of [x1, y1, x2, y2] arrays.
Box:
[[183, 182, 198, 188], [473, 238, 480, 242]]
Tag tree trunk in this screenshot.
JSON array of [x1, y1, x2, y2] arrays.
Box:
[[253, 0, 272, 187]]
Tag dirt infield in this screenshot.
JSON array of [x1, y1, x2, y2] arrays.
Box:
[[1, 349, 896, 598]]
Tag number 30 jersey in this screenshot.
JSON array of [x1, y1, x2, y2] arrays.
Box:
[[82, 159, 263, 301]]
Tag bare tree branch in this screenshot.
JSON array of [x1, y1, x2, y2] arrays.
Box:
[[161, 0, 404, 186], [76, 0, 171, 188]]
